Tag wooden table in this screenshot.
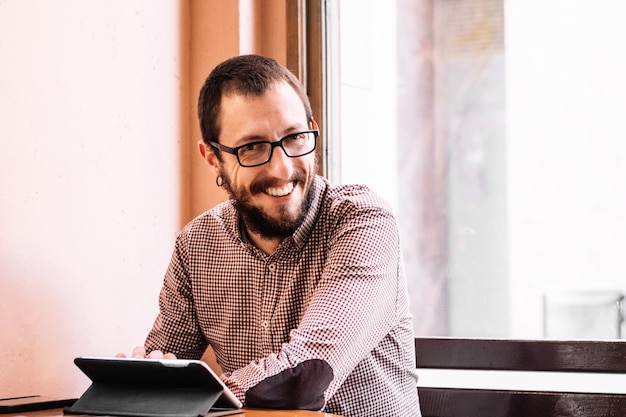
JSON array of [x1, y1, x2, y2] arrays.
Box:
[[2, 408, 343, 417]]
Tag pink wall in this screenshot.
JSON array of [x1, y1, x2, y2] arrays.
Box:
[[0, 1, 182, 398], [0, 0, 290, 399]]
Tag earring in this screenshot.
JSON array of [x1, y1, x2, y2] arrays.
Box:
[[216, 175, 224, 187]]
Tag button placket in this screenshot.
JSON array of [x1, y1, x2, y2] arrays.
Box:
[[262, 263, 277, 332], [260, 261, 279, 351]]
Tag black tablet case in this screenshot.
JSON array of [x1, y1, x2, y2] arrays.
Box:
[[64, 357, 243, 417]]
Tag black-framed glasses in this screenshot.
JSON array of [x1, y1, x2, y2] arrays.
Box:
[[208, 130, 319, 167]]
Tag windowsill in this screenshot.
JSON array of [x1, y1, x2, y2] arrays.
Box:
[[416, 368, 626, 394]]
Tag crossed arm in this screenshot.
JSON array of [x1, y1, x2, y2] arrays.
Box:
[[121, 202, 403, 409]]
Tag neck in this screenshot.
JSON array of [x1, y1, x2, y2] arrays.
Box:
[[246, 229, 282, 255]]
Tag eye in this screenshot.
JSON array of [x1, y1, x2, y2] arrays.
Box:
[[284, 133, 306, 142], [241, 142, 264, 152]]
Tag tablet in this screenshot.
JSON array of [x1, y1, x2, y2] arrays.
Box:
[[65, 356, 243, 417]]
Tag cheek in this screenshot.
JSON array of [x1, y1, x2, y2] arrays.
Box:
[[303, 154, 317, 176], [225, 167, 254, 191]]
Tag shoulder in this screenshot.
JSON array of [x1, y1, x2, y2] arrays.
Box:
[[315, 178, 401, 261], [321, 177, 394, 217], [311, 177, 399, 241], [177, 200, 239, 244]]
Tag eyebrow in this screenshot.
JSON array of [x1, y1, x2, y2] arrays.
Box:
[[231, 125, 308, 146]]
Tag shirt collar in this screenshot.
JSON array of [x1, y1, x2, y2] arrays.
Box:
[[290, 175, 326, 249]]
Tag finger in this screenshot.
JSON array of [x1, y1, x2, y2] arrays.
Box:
[[115, 352, 127, 358], [147, 350, 165, 359], [163, 352, 177, 360], [132, 346, 147, 358]]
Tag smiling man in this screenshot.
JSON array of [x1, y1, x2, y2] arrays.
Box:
[[140, 55, 421, 417], [199, 78, 318, 254]]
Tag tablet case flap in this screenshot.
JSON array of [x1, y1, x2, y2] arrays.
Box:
[[65, 384, 222, 417], [64, 357, 242, 417]]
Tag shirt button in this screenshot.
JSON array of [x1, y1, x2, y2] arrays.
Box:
[[268, 263, 276, 272], [261, 320, 269, 329]]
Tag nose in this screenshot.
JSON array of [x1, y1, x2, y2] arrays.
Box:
[[265, 144, 294, 179]]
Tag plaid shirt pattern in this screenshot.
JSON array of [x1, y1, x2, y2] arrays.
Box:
[[145, 175, 421, 417]]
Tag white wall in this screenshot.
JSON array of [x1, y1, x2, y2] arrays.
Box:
[[0, 0, 181, 398]]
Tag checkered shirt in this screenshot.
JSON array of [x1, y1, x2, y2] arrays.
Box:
[[145, 175, 421, 417]]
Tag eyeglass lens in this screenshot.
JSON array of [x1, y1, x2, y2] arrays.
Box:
[[238, 132, 315, 166]]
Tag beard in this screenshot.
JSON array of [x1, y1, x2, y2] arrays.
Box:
[[220, 168, 315, 240]]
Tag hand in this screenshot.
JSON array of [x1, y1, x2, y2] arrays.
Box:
[[201, 344, 224, 376], [115, 346, 177, 359]]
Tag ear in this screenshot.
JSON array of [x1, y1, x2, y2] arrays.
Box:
[[198, 140, 221, 176], [309, 117, 319, 131]]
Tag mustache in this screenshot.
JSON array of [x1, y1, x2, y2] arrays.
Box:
[[249, 170, 308, 194]]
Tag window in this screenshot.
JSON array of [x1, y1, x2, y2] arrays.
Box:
[[324, 0, 626, 339]]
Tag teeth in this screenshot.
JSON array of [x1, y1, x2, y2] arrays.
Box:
[[266, 182, 294, 197]]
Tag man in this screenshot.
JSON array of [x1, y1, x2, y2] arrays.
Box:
[[130, 55, 421, 416]]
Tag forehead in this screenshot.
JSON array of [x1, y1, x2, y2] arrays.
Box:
[[218, 82, 308, 141]]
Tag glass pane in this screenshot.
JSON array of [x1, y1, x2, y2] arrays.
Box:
[[331, 0, 626, 339]]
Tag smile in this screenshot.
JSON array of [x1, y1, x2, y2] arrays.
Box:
[[265, 182, 295, 197]]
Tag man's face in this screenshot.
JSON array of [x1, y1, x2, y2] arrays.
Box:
[[211, 82, 317, 239]]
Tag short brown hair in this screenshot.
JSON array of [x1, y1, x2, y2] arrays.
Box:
[[197, 54, 313, 155]]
